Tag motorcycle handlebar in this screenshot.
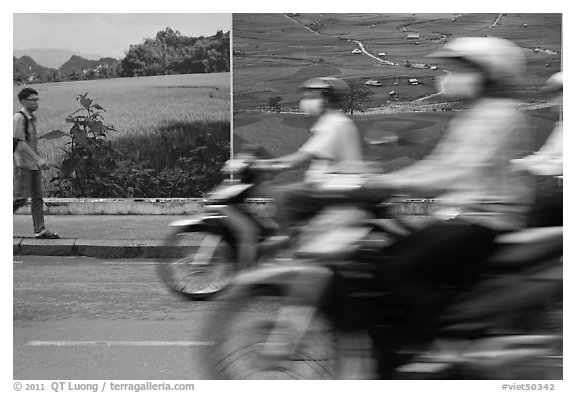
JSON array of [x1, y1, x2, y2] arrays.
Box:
[[220, 158, 292, 183], [250, 160, 292, 172]]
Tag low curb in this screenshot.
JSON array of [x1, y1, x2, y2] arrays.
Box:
[[14, 198, 206, 216], [13, 238, 196, 259], [13, 198, 436, 216]]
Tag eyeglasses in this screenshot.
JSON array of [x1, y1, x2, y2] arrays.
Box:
[[25, 98, 39, 102]]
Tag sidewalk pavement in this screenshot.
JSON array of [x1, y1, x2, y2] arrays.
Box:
[[13, 215, 191, 259], [13, 198, 434, 259]]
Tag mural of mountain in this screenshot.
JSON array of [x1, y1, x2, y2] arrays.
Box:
[[13, 48, 106, 69], [13, 28, 229, 84], [13, 55, 51, 74], [13, 56, 57, 83], [59, 55, 119, 76], [13, 54, 120, 83]]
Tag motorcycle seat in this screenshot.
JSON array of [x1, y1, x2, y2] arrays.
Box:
[[294, 226, 373, 260], [485, 227, 562, 271]]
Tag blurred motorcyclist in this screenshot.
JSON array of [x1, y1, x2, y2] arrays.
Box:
[[359, 37, 536, 362], [512, 72, 563, 227], [262, 76, 365, 243]]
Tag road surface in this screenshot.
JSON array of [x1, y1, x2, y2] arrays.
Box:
[[13, 254, 562, 381], [353, 40, 396, 66], [13, 256, 216, 380]]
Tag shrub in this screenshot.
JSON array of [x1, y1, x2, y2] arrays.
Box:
[[49, 93, 230, 198], [267, 96, 283, 112]]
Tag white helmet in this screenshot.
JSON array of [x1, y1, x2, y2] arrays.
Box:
[[542, 72, 563, 93], [430, 37, 526, 85]]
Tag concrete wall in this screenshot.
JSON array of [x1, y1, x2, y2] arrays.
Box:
[[14, 198, 436, 216]]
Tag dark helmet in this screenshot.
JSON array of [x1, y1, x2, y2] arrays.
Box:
[[299, 76, 351, 105]]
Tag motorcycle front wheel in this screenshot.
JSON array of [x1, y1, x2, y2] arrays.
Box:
[[157, 227, 236, 300], [207, 287, 346, 380]]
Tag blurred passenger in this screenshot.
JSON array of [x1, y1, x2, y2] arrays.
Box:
[[363, 37, 534, 346], [512, 72, 563, 227], [262, 77, 365, 242]]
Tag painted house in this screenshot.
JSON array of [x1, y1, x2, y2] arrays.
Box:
[[365, 80, 383, 87]]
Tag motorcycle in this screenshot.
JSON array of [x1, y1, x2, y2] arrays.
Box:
[[156, 148, 390, 301], [203, 174, 563, 380], [156, 148, 293, 300]]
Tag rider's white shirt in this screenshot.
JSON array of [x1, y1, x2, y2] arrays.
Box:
[[386, 98, 534, 230], [299, 110, 364, 184], [513, 122, 563, 176]]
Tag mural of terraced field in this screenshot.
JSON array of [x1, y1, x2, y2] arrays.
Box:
[[232, 13, 562, 188]]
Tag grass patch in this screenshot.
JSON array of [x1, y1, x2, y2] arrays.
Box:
[[15, 73, 230, 163], [14, 73, 230, 197], [233, 108, 557, 195], [114, 120, 230, 172]]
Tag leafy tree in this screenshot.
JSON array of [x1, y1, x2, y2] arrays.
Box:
[[117, 28, 230, 77], [156, 27, 182, 48], [268, 96, 283, 112], [346, 82, 375, 115], [45, 70, 64, 83], [68, 71, 85, 81]]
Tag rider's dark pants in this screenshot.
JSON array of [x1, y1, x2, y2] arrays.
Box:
[[273, 181, 384, 234], [527, 175, 563, 228], [272, 182, 330, 233], [382, 218, 502, 334]]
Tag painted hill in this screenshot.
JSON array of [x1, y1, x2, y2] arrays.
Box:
[[59, 55, 119, 76], [233, 13, 562, 110], [14, 29, 229, 83], [232, 13, 561, 181], [13, 56, 56, 83], [13, 54, 119, 83], [13, 55, 50, 75], [13, 48, 105, 69]]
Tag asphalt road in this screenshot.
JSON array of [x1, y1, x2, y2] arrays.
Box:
[[13, 256, 217, 380], [13, 255, 563, 381]]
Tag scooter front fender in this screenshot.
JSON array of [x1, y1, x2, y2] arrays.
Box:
[[169, 213, 227, 230], [167, 213, 238, 256]]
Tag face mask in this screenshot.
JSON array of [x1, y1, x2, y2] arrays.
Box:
[[435, 72, 484, 99], [299, 98, 325, 116]]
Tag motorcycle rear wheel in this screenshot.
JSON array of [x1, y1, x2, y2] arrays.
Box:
[[462, 299, 563, 380], [157, 228, 236, 300], [208, 287, 345, 379]]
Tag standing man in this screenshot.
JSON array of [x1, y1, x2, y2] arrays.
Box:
[[13, 88, 60, 239]]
